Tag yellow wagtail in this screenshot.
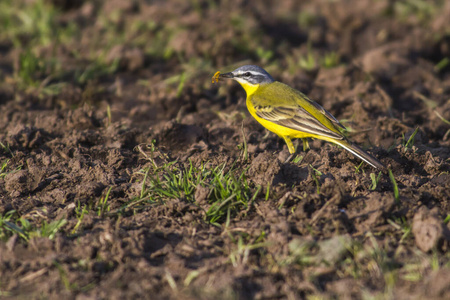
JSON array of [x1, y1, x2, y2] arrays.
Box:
[[212, 65, 385, 169]]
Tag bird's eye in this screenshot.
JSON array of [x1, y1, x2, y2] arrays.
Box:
[[244, 72, 251, 77]]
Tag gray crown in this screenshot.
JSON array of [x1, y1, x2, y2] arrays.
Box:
[[232, 65, 275, 84]]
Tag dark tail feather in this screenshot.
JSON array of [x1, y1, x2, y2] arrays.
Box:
[[333, 140, 385, 170]]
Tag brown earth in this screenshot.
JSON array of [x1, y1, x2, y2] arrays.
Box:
[[1, 0, 450, 299]]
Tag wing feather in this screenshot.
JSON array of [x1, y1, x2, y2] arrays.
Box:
[[251, 83, 345, 140], [309, 100, 346, 130]]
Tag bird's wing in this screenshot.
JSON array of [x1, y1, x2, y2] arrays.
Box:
[[250, 82, 345, 140], [308, 99, 347, 131]]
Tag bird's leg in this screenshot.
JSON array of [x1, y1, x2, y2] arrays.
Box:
[[283, 136, 296, 163], [283, 136, 295, 154], [302, 138, 310, 152], [293, 139, 299, 152]]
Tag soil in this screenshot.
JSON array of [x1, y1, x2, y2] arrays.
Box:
[[1, 0, 450, 299]]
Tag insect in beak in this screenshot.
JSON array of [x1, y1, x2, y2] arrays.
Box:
[[211, 71, 234, 83]]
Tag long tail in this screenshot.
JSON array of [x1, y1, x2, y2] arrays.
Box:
[[331, 139, 385, 170]]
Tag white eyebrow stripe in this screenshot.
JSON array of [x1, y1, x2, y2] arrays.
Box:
[[236, 71, 264, 77]]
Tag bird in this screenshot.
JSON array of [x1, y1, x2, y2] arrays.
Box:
[[212, 65, 385, 169]]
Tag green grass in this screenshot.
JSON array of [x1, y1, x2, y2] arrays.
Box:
[[97, 187, 112, 218], [0, 0, 78, 46], [265, 183, 271, 201], [393, 0, 440, 24], [0, 210, 24, 241], [341, 232, 399, 295], [434, 110, 450, 126], [256, 47, 274, 64], [388, 169, 400, 203], [278, 231, 449, 299], [321, 51, 340, 68], [0, 142, 12, 156], [299, 51, 317, 71], [354, 161, 364, 174], [293, 155, 304, 164], [0, 210, 67, 242], [53, 260, 96, 292], [434, 57, 449, 72], [402, 127, 420, 151], [0, 159, 22, 179], [74, 58, 120, 85], [106, 105, 112, 127], [72, 201, 90, 234], [228, 231, 267, 267], [0, 160, 10, 178], [444, 214, 450, 224], [0, 0, 122, 93], [130, 157, 261, 226], [15, 48, 56, 89], [37, 219, 68, 239], [309, 165, 322, 194], [284, 238, 317, 266], [388, 217, 412, 244], [70, 187, 114, 234], [370, 172, 382, 190], [176, 72, 187, 98], [12, 48, 73, 95], [386, 126, 422, 153], [298, 49, 341, 71]]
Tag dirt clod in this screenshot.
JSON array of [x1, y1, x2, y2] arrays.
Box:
[[412, 206, 450, 252]]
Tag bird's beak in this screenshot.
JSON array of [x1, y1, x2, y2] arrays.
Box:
[[219, 72, 234, 79]]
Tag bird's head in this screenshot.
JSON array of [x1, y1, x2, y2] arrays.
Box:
[[219, 65, 274, 95]]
